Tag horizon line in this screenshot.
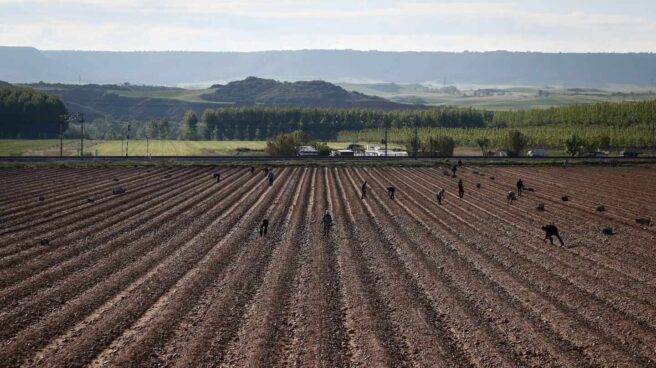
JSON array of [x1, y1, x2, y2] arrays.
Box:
[[2, 46, 656, 54]]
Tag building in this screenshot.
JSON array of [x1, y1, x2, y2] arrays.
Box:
[[297, 146, 319, 156], [364, 145, 408, 157], [335, 149, 354, 157]]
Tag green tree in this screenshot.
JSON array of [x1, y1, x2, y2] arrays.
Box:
[[179, 111, 198, 140], [564, 133, 585, 157], [476, 137, 491, 156], [265, 130, 312, 156], [159, 119, 171, 139], [200, 109, 218, 140], [506, 130, 529, 156], [146, 120, 160, 139]]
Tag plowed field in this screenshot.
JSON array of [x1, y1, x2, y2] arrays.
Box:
[[1, 166, 655, 367]]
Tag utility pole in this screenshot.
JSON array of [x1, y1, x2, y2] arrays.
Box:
[[381, 118, 388, 159], [58, 115, 65, 158], [414, 117, 419, 159], [79, 114, 85, 158], [126, 123, 131, 157], [146, 134, 150, 158]]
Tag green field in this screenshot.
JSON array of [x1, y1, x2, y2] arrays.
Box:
[[0, 140, 404, 157], [0, 140, 267, 156], [0, 140, 82, 156]]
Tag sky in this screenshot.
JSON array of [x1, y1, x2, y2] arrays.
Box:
[[1, 0, 655, 52]]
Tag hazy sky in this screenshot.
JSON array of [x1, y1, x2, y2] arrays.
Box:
[[1, 0, 655, 52]]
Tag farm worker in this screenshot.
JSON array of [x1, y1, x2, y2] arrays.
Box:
[[458, 160, 463, 167], [507, 191, 517, 205], [542, 224, 565, 246], [436, 188, 446, 205], [387, 186, 396, 200], [322, 210, 333, 236], [458, 179, 464, 199], [516, 179, 524, 196], [259, 219, 269, 237], [263, 167, 269, 177], [250, 167, 255, 175], [451, 164, 458, 177], [361, 181, 367, 199], [213, 173, 220, 183], [267, 171, 275, 186]]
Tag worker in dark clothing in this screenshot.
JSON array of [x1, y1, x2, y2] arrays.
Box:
[[458, 179, 464, 199], [263, 167, 269, 177], [507, 191, 517, 204], [361, 181, 367, 199], [322, 210, 333, 236], [267, 171, 275, 186], [452, 165, 458, 177], [259, 219, 269, 237], [387, 186, 396, 199], [516, 179, 524, 196], [213, 173, 220, 183], [542, 224, 565, 246], [436, 188, 446, 205], [250, 167, 255, 175], [458, 160, 463, 167]]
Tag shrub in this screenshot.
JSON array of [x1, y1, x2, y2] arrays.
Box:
[[311, 142, 332, 156], [476, 137, 491, 156], [266, 131, 312, 156], [506, 130, 529, 156], [564, 134, 585, 157]]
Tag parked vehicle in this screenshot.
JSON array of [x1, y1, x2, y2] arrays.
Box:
[[527, 149, 547, 157]]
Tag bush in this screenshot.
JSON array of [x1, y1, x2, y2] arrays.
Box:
[[265, 130, 312, 156], [476, 137, 491, 156], [506, 130, 529, 156], [564, 134, 585, 157], [311, 142, 332, 156], [421, 136, 456, 157]]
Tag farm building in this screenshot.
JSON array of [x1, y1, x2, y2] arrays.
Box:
[[334, 149, 354, 157], [365, 145, 408, 157], [297, 146, 319, 156]]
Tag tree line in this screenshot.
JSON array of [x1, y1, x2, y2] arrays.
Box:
[[183, 107, 489, 141], [492, 100, 656, 128], [0, 85, 68, 138]]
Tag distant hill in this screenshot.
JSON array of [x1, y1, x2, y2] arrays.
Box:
[[0, 81, 11, 87], [201, 77, 407, 109], [2, 47, 656, 88], [24, 78, 413, 121]]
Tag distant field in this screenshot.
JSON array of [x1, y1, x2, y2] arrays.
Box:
[[338, 83, 656, 110], [90, 140, 267, 156], [0, 140, 266, 156], [0, 140, 80, 156], [0, 140, 401, 157]]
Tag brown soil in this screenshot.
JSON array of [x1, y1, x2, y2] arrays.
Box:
[[1, 166, 655, 367]]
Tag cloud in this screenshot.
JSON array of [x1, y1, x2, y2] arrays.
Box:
[[1, 0, 655, 51]]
